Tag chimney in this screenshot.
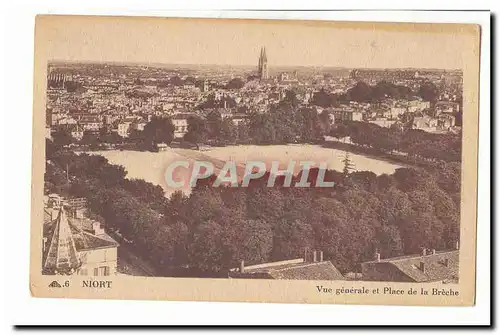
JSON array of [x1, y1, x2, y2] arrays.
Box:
[[92, 221, 104, 236], [312, 250, 317, 263], [319, 250, 324, 262], [431, 249, 436, 255], [419, 261, 425, 272], [455, 241, 459, 250], [374, 252, 381, 262], [51, 208, 58, 221], [240, 260, 245, 273], [75, 208, 85, 219]]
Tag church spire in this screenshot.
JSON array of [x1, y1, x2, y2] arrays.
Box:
[[258, 46, 269, 80], [43, 206, 81, 275]]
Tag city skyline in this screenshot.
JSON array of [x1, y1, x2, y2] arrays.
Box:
[[48, 59, 463, 72]]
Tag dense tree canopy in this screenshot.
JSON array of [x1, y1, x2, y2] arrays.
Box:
[[418, 81, 439, 103], [310, 80, 436, 107], [142, 116, 175, 145], [329, 121, 461, 162], [46, 139, 461, 276], [226, 78, 245, 90]]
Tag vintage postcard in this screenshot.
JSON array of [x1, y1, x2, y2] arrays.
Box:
[[30, 15, 480, 306]]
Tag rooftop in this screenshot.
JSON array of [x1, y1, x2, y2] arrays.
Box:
[[44, 207, 118, 252], [362, 250, 459, 283], [230, 258, 344, 281]]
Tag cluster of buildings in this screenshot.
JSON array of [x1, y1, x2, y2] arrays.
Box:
[[351, 68, 462, 91], [45, 47, 463, 144], [229, 247, 459, 283], [314, 96, 459, 133]]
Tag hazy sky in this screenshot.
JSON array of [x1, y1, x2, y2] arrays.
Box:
[[38, 16, 478, 70]]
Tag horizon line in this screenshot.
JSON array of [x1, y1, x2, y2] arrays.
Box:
[[47, 59, 462, 72]]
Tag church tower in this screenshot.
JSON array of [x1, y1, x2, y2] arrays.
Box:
[[258, 47, 269, 80]]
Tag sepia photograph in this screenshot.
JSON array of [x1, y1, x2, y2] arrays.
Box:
[[30, 15, 481, 306]]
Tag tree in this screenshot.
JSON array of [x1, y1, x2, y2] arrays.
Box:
[[184, 76, 196, 85], [375, 174, 397, 192], [371, 81, 414, 101], [187, 220, 225, 272], [400, 213, 444, 253], [310, 197, 375, 273], [205, 110, 223, 140], [45, 138, 57, 160], [165, 190, 189, 222], [330, 123, 350, 140], [311, 89, 336, 107], [393, 167, 437, 193], [280, 90, 300, 108], [226, 78, 245, 90], [52, 128, 73, 147], [220, 118, 237, 144], [342, 152, 356, 176], [169, 76, 183, 86], [407, 190, 434, 214], [142, 116, 175, 147], [377, 187, 412, 227], [123, 178, 167, 211], [167, 221, 190, 267], [184, 116, 209, 144], [347, 171, 377, 191], [80, 132, 100, 148], [246, 188, 285, 222], [224, 218, 274, 267], [65, 81, 81, 93], [272, 218, 314, 261], [295, 107, 325, 142], [346, 81, 373, 102], [376, 224, 404, 258], [429, 188, 460, 248], [318, 110, 333, 135], [184, 187, 225, 227], [432, 162, 461, 194], [44, 162, 69, 194], [418, 81, 439, 103]]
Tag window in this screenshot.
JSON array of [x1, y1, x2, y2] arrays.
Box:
[[95, 266, 110, 276]]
